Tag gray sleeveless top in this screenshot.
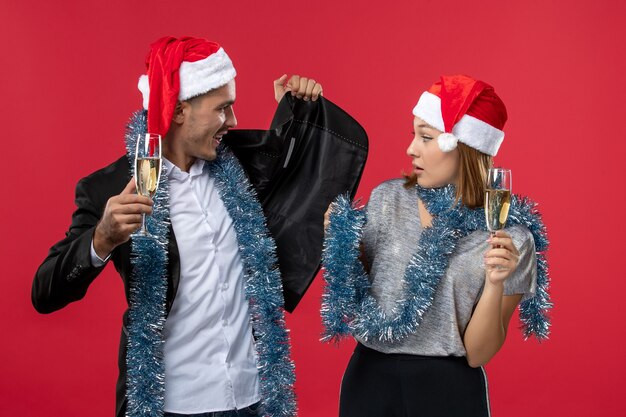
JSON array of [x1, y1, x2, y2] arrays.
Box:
[[357, 179, 537, 356]]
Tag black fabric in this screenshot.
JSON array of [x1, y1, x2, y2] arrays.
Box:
[[339, 343, 490, 417], [225, 94, 368, 311], [163, 401, 261, 416]]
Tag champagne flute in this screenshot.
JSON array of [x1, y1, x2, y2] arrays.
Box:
[[133, 133, 162, 237], [485, 168, 512, 240]]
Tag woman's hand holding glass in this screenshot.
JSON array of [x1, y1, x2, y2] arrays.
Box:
[[483, 230, 520, 286]]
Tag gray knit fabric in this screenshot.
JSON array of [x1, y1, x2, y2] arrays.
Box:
[[357, 179, 537, 356]]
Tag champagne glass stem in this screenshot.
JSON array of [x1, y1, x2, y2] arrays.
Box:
[[141, 213, 147, 235]]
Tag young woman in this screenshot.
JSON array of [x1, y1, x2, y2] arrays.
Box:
[[321, 75, 551, 417]]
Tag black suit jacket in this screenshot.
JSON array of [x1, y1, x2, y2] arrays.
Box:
[[32, 95, 368, 416]]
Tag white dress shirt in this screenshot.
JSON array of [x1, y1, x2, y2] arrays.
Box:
[[92, 157, 260, 413]]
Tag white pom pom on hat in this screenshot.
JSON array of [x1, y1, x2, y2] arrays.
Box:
[[437, 133, 458, 152]]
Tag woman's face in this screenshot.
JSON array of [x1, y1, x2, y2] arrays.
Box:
[[406, 116, 460, 188]]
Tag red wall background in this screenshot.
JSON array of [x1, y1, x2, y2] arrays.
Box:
[[2, 1, 625, 416]]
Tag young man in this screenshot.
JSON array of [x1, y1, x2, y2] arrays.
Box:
[[32, 36, 331, 417]]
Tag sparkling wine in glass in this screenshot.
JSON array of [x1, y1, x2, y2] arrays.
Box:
[[485, 168, 512, 238], [134, 133, 162, 237]]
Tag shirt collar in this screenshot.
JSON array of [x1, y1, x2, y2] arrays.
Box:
[[162, 157, 206, 181]]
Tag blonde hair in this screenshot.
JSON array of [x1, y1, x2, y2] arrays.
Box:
[[404, 142, 493, 208]]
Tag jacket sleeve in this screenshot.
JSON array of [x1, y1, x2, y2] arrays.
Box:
[[32, 177, 108, 314], [223, 94, 369, 312]]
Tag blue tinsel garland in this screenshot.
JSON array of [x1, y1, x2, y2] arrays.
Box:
[[124, 110, 296, 417], [206, 147, 296, 417], [321, 184, 552, 344], [125, 111, 170, 417]]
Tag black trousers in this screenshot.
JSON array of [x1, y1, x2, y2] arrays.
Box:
[[339, 343, 490, 417]]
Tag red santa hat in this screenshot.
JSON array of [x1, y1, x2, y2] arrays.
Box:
[[412, 75, 507, 156], [137, 36, 236, 138]]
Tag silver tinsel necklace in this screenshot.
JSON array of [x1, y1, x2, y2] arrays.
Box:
[[321, 184, 552, 344]]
